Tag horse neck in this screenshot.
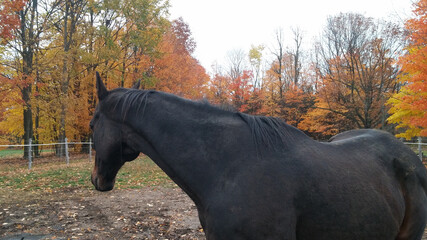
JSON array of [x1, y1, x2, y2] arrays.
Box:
[[124, 93, 252, 204]]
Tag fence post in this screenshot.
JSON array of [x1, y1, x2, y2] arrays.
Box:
[[65, 138, 69, 165], [89, 138, 92, 162], [418, 136, 423, 162], [28, 138, 32, 170]]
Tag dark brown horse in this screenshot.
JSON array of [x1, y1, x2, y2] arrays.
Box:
[[90, 72, 427, 240]]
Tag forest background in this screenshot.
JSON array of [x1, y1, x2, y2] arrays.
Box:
[[0, 0, 426, 158]]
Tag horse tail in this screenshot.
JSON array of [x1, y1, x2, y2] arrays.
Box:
[[393, 157, 427, 240]]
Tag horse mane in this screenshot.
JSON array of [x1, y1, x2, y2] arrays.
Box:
[[103, 88, 153, 121], [104, 88, 308, 152], [237, 113, 309, 153]]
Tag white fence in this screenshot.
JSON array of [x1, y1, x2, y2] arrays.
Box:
[[0, 137, 425, 170], [403, 136, 426, 163], [0, 138, 92, 169]]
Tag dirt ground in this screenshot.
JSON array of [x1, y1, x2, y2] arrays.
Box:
[[0, 187, 426, 240], [0, 187, 205, 240]]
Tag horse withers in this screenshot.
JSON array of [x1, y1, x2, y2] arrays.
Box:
[[90, 72, 427, 240]]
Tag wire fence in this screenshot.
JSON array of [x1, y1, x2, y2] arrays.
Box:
[[403, 136, 426, 163], [0, 138, 92, 169], [0, 137, 425, 170]]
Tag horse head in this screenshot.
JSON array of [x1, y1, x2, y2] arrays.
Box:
[[90, 72, 140, 191]]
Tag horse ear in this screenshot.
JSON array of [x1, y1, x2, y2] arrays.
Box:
[[96, 71, 108, 100], [132, 79, 142, 90]]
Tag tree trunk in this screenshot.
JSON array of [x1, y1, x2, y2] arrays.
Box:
[[22, 85, 33, 159], [19, 0, 37, 158], [58, 0, 72, 156]]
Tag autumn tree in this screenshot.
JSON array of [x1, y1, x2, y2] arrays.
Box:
[[0, 0, 26, 144], [289, 28, 303, 86], [226, 49, 247, 82], [249, 44, 264, 90], [0, 0, 26, 42], [388, 0, 427, 139], [0, 0, 171, 147], [65, 0, 169, 144], [307, 13, 403, 133], [55, 0, 87, 155], [228, 70, 252, 112], [270, 29, 286, 100], [262, 28, 314, 126], [0, 0, 61, 156], [299, 100, 354, 139], [208, 64, 231, 105], [116, 0, 169, 87], [15, 0, 37, 156], [266, 28, 305, 99], [153, 17, 209, 99]]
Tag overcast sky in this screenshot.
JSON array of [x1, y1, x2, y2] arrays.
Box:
[[169, 0, 414, 72]]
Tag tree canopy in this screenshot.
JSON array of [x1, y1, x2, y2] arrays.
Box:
[[387, 0, 427, 139], [0, 0, 425, 148]]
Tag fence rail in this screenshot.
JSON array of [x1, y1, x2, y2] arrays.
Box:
[[403, 136, 426, 162], [0, 138, 92, 169], [0, 138, 425, 170], [0, 142, 92, 147]]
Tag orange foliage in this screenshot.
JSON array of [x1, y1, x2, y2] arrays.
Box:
[[282, 85, 315, 127], [209, 73, 232, 105], [299, 99, 353, 140], [208, 70, 265, 115], [0, 73, 26, 143], [0, 0, 26, 42], [229, 70, 253, 112], [262, 61, 315, 127], [388, 0, 427, 138], [153, 18, 209, 99]]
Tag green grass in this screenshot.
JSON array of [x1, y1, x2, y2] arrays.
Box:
[[0, 148, 58, 158], [0, 149, 23, 158], [0, 156, 175, 191]]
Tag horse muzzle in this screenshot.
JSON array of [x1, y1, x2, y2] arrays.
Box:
[[91, 171, 115, 192]]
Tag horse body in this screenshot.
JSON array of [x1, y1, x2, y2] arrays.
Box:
[[91, 73, 427, 239], [200, 131, 410, 240]]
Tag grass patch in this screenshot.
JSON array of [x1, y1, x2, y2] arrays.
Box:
[[0, 156, 175, 192], [0, 148, 23, 158]]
